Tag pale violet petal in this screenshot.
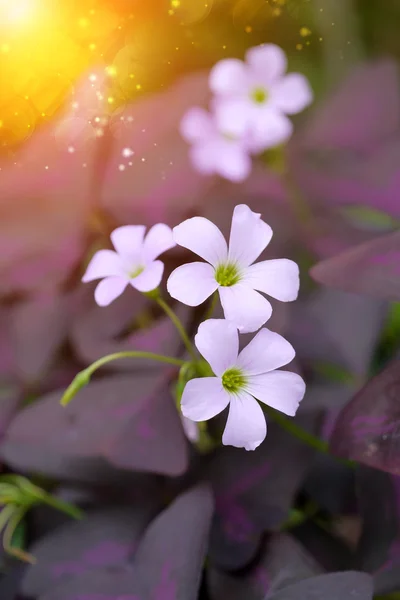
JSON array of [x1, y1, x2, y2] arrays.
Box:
[[270, 73, 313, 114], [189, 143, 218, 176], [243, 259, 300, 301], [228, 204, 273, 268], [111, 225, 146, 258], [180, 107, 215, 143], [82, 250, 124, 282], [213, 98, 253, 137], [195, 319, 239, 376], [143, 223, 175, 262], [173, 217, 228, 266], [245, 44, 287, 82], [167, 262, 219, 306], [248, 109, 293, 152], [181, 416, 199, 442], [222, 392, 266, 450], [94, 276, 128, 306], [218, 284, 272, 333], [181, 377, 230, 421], [246, 371, 306, 416], [213, 142, 252, 183], [209, 58, 249, 96], [131, 260, 164, 292], [237, 328, 296, 375]]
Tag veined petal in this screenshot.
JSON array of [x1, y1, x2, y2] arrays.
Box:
[[246, 371, 306, 416], [94, 276, 128, 307], [219, 284, 272, 333], [82, 250, 124, 282], [173, 217, 228, 266], [270, 73, 313, 114], [181, 377, 230, 421], [243, 259, 300, 301], [131, 260, 164, 292], [237, 328, 296, 375], [245, 44, 287, 82], [167, 262, 219, 306], [180, 107, 215, 143], [228, 204, 273, 268], [209, 58, 249, 96], [143, 223, 175, 262], [222, 392, 266, 450], [111, 225, 146, 258], [195, 319, 239, 376]]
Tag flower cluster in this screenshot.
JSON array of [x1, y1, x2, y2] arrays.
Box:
[[81, 204, 305, 451], [180, 44, 313, 182]]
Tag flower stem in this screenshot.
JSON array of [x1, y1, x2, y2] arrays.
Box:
[[155, 296, 197, 361], [61, 351, 186, 406], [204, 292, 218, 321], [264, 407, 356, 468]]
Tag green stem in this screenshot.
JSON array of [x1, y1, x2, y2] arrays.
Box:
[[155, 296, 197, 360], [264, 407, 356, 468], [61, 351, 186, 406], [204, 292, 218, 321], [39, 492, 84, 520]]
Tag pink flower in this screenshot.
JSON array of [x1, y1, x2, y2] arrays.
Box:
[[180, 107, 253, 182], [167, 204, 299, 333], [210, 44, 313, 150], [82, 224, 175, 306], [181, 320, 306, 450]]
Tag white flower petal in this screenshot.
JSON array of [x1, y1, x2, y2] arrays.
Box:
[[111, 225, 146, 258], [213, 142, 252, 183], [237, 328, 296, 375], [195, 319, 239, 376], [222, 392, 266, 450], [243, 259, 300, 301], [82, 250, 124, 282], [180, 107, 215, 143], [173, 217, 228, 266], [181, 416, 199, 442], [219, 284, 272, 333], [143, 223, 175, 262], [94, 276, 128, 307], [248, 109, 293, 152], [167, 262, 219, 306], [246, 371, 306, 416], [209, 58, 249, 96], [245, 44, 287, 82], [270, 73, 313, 114], [131, 260, 164, 292], [181, 377, 230, 421], [228, 204, 273, 268], [213, 98, 253, 137]]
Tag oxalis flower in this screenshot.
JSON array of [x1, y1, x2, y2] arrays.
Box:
[[181, 319, 306, 450], [82, 224, 175, 306], [180, 106, 253, 182], [210, 44, 313, 150], [167, 204, 299, 333]]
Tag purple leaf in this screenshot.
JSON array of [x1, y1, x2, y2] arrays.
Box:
[[265, 572, 373, 600], [39, 485, 214, 600], [207, 421, 316, 570], [208, 534, 323, 600], [71, 288, 190, 371], [330, 358, 400, 474], [310, 230, 400, 301], [22, 506, 155, 598], [100, 72, 213, 227], [0, 374, 189, 479]]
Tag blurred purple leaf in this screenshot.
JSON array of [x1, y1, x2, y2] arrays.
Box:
[[311, 230, 400, 301], [330, 358, 400, 474], [208, 534, 323, 600], [39, 485, 213, 600], [22, 506, 155, 598], [355, 467, 400, 595], [264, 571, 373, 600], [289, 60, 400, 219], [71, 288, 190, 371], [101, 72, 213, 227], [0, 374, 189, 479], [207, 422, 316, 570]]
